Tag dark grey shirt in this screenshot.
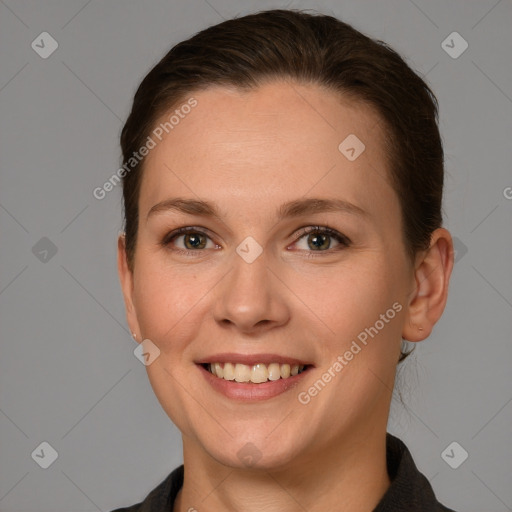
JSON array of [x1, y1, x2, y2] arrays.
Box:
[[111, 433, 458, 512]]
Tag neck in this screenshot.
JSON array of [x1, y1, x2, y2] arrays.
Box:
[[174, 426, 391, 512]]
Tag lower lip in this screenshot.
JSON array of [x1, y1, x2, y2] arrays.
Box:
[[198, 364, 311, 401]]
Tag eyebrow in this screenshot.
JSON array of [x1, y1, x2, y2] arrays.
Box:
[[147, 197, 369, 223]]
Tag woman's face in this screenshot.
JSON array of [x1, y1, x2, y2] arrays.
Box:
[[119, 81, 417, 469]]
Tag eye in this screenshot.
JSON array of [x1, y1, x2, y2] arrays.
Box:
[[161, 225, 351, 256], [161, 227, 218, 253], [291, 226, 351, 253]]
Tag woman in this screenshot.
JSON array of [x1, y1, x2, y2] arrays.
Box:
[[113, 9, 456, 512]]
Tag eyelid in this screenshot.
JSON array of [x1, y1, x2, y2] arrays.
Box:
[[291, 225, 352, 247], [161, 226, 216, 246]]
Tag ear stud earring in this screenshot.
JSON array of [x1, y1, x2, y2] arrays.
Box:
[[132, 332, 137, 340]]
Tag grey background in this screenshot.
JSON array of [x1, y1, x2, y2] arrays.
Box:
[[0, 1, 511, 511]]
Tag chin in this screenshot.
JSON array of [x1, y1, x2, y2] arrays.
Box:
[[203, 435, 302, 471]]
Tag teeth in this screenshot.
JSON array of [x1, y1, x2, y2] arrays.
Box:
[[214, 362, 224, 378], [234, 363, 251, 382], [267, 363, 281, 381], [251, 363, 268, 384], [223, 362, 235, 380], [206, 362, 306, 383]]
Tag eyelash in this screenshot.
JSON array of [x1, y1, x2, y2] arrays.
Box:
[[161, 225, 351, 257]]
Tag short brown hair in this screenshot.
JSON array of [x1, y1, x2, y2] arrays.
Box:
[[120, 9, 444, 362]]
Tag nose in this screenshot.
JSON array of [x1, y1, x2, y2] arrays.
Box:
[[212, 248, 291, 334]]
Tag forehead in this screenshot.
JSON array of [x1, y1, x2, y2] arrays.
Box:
[[139, 81, 396, 225]]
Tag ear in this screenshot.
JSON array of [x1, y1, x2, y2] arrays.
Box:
[[402, 228, 454, 342], [117, 233, 141, 342]]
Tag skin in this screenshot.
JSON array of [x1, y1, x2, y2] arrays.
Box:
[[118, 80, 454, 512]]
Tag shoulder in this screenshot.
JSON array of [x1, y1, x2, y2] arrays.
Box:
[[110, 465, 184, 512], [373, 433, 459, 512]]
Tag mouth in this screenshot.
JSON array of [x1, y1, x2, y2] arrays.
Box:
[[195, 354, 313, 401], [201, 362, 310, 384]]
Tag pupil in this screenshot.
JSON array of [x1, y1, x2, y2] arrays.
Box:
[[309, 233, 329, 250], [185, 233, 206, 249]]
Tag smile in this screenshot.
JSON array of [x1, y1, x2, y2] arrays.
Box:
[[203, 362, 307, 384], [196, 354, 313, 401]]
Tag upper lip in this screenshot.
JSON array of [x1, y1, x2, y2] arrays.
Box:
[[195, 353, 313, 367]]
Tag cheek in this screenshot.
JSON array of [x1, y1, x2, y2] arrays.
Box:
[[132, 263, 215, 434], [296, 262, 403, 421], [132, 259, 220, 357], [289, 255, 405, 409], [290, 257, 403, 340]]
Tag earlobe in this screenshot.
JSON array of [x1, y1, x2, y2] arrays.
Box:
[[117, 233, 141, 341], [402, 228, 454, 342]]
